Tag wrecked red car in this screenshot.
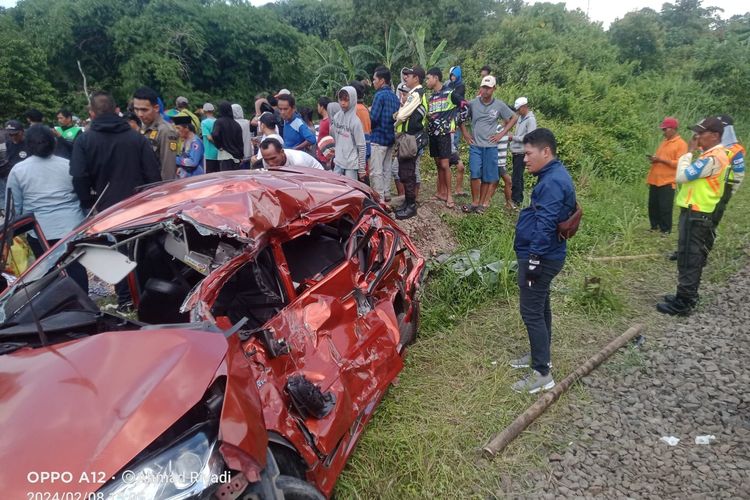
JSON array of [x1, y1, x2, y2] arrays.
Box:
[[0, 167, 424, 499]]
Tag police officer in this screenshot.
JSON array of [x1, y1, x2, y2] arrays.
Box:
[[657, 117, 729, 316], [132, 86, 179, 180], [710, 114, 745, 228], [1, 121, 29, 207]]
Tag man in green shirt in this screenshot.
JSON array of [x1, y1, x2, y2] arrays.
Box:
[[54, 108, 83, 141], [53, 108, 83, 159]]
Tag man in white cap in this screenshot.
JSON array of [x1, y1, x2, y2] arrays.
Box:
[[508, 96, 537, 206], [459, 75, 518, 213]]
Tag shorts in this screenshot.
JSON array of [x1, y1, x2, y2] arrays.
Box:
[[429, 134, 452, 159], [449, 151, 461, 166], [469, 145, 500, 183]]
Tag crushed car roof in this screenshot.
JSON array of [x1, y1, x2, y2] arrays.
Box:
[[85, 168, 373, 240]]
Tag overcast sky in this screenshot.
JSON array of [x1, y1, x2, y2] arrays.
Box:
[[0, 0, 747, 29]]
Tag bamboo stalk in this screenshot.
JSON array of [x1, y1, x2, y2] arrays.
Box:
[[586, 254, 661, 262], [483, 324, 645, 457]]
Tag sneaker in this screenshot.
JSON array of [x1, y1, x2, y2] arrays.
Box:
[[509, 353, 531, 369], [511, 370, 555, 394]]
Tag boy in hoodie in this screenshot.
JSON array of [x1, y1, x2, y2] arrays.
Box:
[[231, 103, 253, 167], [329, 86, 366, 181]]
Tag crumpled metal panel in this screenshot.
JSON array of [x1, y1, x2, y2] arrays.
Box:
[[0, 330, 227, 498], [84, 169, 371, 241]]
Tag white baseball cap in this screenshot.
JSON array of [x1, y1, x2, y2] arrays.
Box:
[[480, 75, 496, 88], [514, 97, 528, 109]]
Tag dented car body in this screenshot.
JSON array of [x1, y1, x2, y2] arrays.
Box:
[[0, 168, 424, 499]]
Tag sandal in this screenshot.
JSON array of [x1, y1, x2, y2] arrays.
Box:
[[461, 204, 478, 213], [475, 206, 487, 214]]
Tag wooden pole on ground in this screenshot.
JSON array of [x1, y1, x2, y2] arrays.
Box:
[[586, 254, 661, 262], [483, 324, 645, 457]]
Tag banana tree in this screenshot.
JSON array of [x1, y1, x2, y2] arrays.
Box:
[[350, 24, 412, 75], [310, 39, 373, 95], [408, 26, 450, 69]]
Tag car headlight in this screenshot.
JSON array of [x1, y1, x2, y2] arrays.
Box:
[[99, 428, 225, 500]]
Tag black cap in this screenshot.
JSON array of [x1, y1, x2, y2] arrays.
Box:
[[171, 114, 193, 126], [402, 66, 426, 81], [717, 114, 734, 126], [4, 120, 24, 132], [691, 116, 724, 135]]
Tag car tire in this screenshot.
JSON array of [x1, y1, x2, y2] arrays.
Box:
[[275, 475, 326, 500]]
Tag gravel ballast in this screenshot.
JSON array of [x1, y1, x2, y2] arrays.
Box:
[[522, 264, 750, 498]]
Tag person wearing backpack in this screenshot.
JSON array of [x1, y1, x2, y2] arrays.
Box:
[[510, 128, 577, 394]]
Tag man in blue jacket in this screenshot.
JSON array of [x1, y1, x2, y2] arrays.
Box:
[[510, 128, 576, 394]]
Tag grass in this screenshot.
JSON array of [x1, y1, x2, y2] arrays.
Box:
[[334, 160, 750, 498]]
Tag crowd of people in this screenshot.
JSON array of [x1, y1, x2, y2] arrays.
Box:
[[0, 63, 745, 394]]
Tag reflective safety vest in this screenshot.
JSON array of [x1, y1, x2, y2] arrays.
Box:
[[427, 88, 459, 134], [675, 146, 730, 213], [395, 90, 428, 134], [725, 143, 746, 187], [55, 126, 82, 141]]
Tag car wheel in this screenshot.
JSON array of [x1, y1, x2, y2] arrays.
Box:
[[275, 475, 326, 500]]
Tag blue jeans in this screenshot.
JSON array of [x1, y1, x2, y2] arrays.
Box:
[[517, 257, 565, 376]]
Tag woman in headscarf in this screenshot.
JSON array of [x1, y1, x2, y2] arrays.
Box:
[[6, 125, 88, 292], [209, 102, 244, 171], [173, 114, 205, 178]]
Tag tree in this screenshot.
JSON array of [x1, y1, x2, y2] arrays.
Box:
[[311, 40, 373, 96], [609, 9, 664, 72], [660, 0, 723, 48], [407, 27, 450, 70], [350, 25, 411, 76], [0, 27, 56, 120]]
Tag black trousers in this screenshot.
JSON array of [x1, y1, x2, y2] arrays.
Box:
[[517, 257, 565, 376], [219, 159, 241, 171], [398, 156, 418, 204], [511, 153, 525, 204], [676, 208, 716, 302], [711, 184, 734, 228], [205, 159, 220, 174], [648, 184, 675, 233]]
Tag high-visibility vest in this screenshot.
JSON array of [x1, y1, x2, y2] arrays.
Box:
[[395, 89, 427, 134], [725, 143, 746, 186], [54, 126, 82, 141], [675, 147, 730, 213]]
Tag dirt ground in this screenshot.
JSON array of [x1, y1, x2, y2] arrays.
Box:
[[387, 194, 460, 258]]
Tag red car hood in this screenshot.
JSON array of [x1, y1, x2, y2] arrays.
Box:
[[0, 329, 227, 496]]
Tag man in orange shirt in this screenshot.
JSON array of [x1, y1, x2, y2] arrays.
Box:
[[646, 117, 688, 233]]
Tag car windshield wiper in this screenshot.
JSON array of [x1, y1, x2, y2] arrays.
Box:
[[0, 341, 30, 355]]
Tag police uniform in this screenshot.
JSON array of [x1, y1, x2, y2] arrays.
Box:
[[142, 115, 179, 180], [659, 117, 729, 315]]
